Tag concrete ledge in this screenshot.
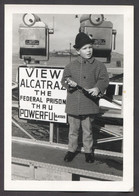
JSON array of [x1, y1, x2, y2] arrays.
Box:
[[12, 139, 123, 181], [12, 157, 122, 181]]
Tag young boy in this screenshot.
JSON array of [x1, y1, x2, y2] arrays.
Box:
[[61, 32, 109, 163]]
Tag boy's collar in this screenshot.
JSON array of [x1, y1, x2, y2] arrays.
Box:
[[77, 56, 95, 64]]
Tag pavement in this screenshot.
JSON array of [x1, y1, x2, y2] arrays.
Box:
[[12, 140, 123, 179]]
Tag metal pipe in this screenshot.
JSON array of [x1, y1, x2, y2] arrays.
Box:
[[12, 118, 35, 140], [97, 136, 123, 144]]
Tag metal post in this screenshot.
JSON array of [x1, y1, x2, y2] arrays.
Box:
[[69, 43, 71, 62], [49, 122, 54, 143], [56, 123, 59, 143]]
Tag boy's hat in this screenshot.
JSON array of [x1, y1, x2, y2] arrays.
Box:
[[73, 32, 93, 49]]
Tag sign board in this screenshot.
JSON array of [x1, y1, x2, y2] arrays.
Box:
[[19, 66, 67, 123]]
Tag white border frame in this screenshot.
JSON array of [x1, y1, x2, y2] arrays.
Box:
[[5, 4, 134, 191]]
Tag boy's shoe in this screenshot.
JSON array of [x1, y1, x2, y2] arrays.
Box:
[[64, 151, 76, 162], [85, 153, 95, 163]]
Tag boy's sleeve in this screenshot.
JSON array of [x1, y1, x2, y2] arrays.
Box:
[[61, 65, 76, 92], [94, 64, 109, 94]]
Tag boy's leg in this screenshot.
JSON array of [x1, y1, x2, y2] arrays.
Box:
[[68, 115, 80, 152], [81, 116, 94, 153]]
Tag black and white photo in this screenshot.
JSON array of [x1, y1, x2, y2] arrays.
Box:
[[4, 4, 133, 191]]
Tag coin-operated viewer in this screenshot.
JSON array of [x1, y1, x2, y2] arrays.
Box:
[[19, 13, 54, 64], [79, 14, 117, 63]]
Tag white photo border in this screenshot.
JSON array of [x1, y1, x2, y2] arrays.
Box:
[[4, 4, 134, 191]]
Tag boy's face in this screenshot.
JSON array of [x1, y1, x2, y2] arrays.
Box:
[[77, 44, 93, 59]]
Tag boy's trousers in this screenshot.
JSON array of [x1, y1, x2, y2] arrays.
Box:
[[68, 115, 95, 153]]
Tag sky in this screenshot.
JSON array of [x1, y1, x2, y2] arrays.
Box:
[[12, 14, 123, 54]]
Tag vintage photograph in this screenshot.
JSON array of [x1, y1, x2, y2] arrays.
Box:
[[4, 5, 133, 191]]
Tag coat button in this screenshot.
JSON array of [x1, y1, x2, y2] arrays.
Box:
[[84, 76, 86, 79]]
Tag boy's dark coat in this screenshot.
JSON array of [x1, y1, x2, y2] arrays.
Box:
[[61, 56, 109, 116]]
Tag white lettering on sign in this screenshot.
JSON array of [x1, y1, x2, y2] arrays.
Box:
[[19, 67, 67, 123]]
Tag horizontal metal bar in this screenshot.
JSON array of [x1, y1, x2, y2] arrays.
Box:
[[12, 81, 18, 90], [12, 101, 18, 108], [93, 124, 122, 137], [12, 95, 18, 100], [97, 136, 123, 143]]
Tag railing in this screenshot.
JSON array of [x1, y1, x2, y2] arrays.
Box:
[[12, 81, 123, 154]]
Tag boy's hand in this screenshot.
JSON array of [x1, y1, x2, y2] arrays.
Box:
[[85, 87, 100, 97], [65, 78, 77, 87]]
